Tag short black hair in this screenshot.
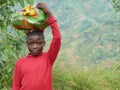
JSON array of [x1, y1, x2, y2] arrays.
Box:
[[26, 30, 45, 41]]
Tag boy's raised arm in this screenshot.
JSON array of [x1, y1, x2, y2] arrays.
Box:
[[46, 16, 61, 65], [36, 3, 61, 65]]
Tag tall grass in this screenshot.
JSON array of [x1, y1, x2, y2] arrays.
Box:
[[52, 61, 120, 90]]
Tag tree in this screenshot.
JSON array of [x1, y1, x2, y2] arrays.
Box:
[[0, 0, 34, 89], [112, 0, 120, 12]]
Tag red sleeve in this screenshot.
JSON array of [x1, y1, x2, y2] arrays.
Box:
[[12, 61, 21, 90], [46, 16, 61, 65]]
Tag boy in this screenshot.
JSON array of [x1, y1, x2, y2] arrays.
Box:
[[12, 3, 61, 90]]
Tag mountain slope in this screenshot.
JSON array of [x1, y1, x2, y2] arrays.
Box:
[[31, 0, 120, 65]]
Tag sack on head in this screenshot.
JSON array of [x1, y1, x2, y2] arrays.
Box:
[[11, 5, 48, 31]]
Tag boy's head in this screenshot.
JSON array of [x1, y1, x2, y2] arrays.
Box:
[[26, 30, 45, 56]]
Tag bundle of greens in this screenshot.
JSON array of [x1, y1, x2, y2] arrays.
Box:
[[11, 5, 48, 32]]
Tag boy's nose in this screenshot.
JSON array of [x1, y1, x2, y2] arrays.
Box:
[[32, 44, 38, 49]]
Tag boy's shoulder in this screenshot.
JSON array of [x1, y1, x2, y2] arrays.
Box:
[[16, 56, 26, 65]]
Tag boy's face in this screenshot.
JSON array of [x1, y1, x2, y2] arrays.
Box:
[[27, 35, 45, 56]]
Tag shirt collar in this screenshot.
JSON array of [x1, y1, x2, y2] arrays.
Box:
[[26, 52, 43, 58]]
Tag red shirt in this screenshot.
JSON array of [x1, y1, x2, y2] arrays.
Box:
[[12, 16, 61, 90]]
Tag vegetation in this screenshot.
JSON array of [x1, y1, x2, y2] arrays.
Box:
[[52, 60, 120, 90], [0, 0, 120, 90], [112, 0, 120, 12], [0, 0, 32, 89]]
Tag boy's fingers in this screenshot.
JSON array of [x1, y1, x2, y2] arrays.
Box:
[[36, 3, 46, 9], [36, 3, 52, 16]]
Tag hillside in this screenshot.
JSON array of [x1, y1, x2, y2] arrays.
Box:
[[13, 0, 120, 65]]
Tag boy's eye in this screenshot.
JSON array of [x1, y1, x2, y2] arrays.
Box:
[[27, 42, 43, 46], [37, 42, 42, 45], [27, 42, 33, 45]]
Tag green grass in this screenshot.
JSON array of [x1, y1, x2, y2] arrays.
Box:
[[52, 60, 120, 90]]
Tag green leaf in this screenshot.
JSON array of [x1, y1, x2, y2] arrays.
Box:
[[0, 0, 7, 5], [26, 0, 34, 5], [19, 0, 25, 7], [0, 61, 4, 68]]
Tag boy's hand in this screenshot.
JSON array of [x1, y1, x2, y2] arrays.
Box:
[[36, 3, 52, 17]]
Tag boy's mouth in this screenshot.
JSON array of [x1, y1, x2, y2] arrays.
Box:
[[30, 50, 41, 56]]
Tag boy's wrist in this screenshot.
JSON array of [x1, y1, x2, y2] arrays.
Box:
[[46, 15, 57, 25], [47, 12, 52, 17]]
